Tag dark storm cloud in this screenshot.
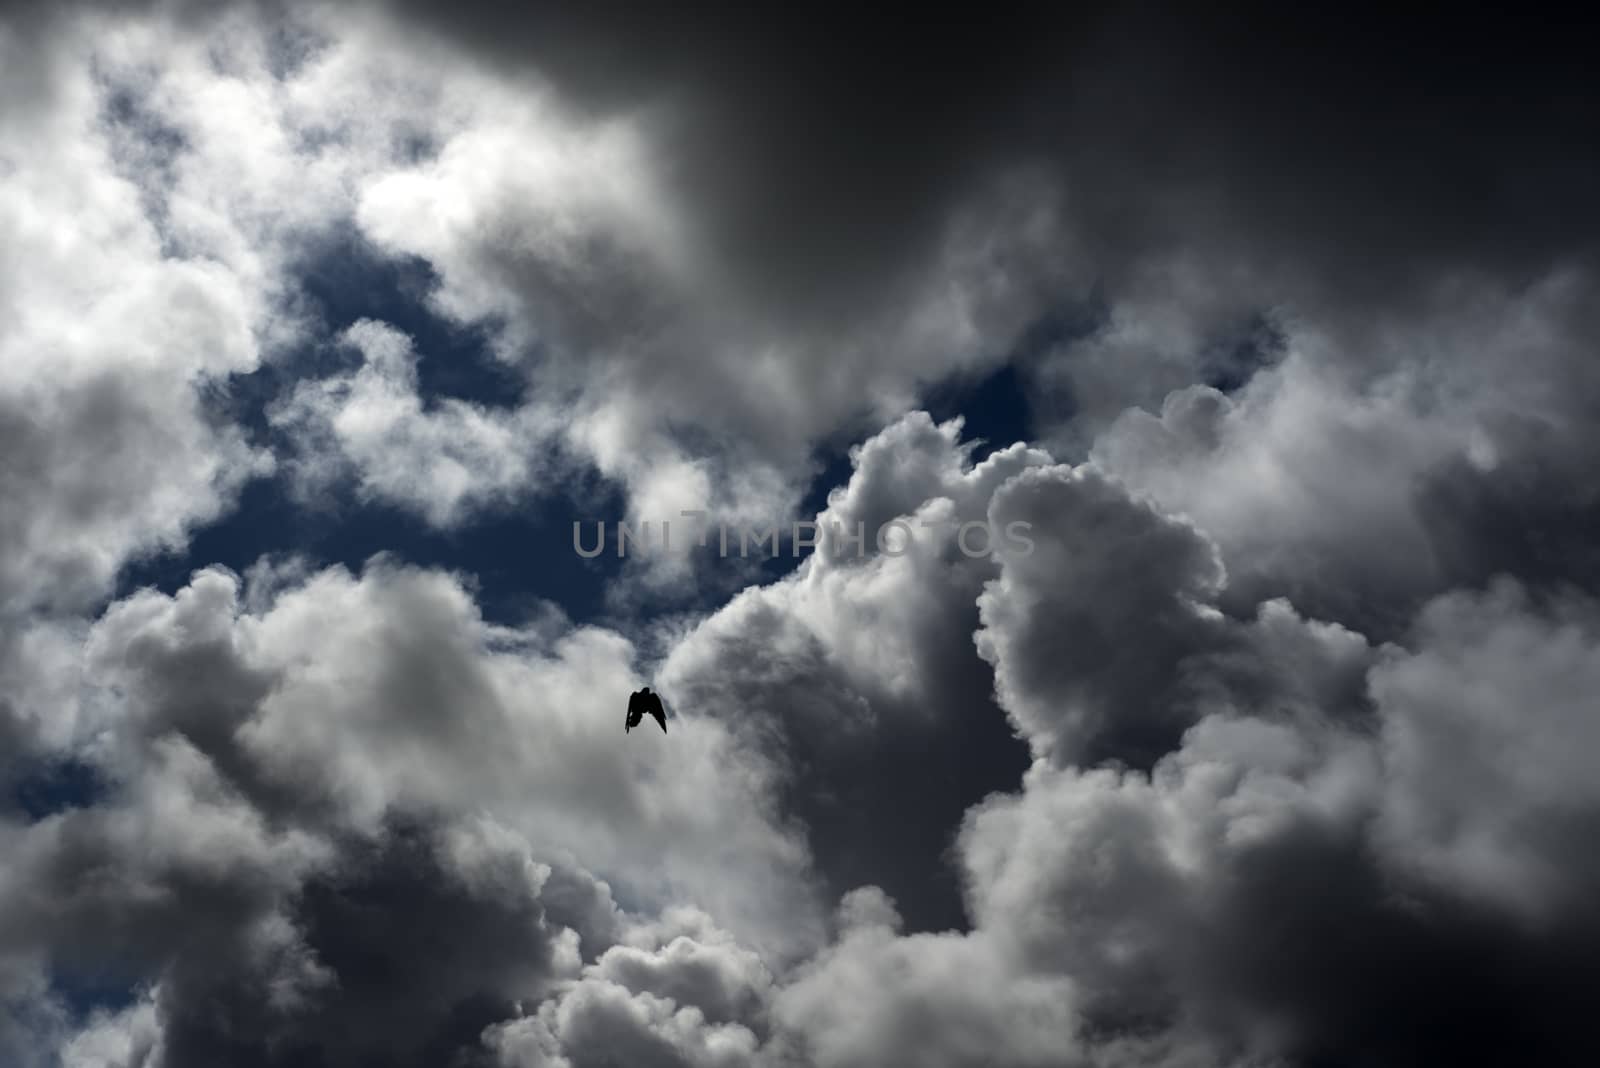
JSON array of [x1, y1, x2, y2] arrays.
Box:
[[1054, 7, 1600, 300], [15, 0, 1593, 328], [9, 800, 576, 1068], [155, 814, 563, 1068], [373, 1, 1102, 330], [367, 1, 1599, 330]]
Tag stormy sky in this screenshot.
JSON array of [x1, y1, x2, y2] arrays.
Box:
[[2, 2, 1598, 1066]]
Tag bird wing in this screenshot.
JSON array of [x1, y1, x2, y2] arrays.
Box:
[[645, 692, 667, 733], [625, 691, 643, 730]]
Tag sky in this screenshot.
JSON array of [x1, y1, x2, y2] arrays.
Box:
[[2, 2, 1599, 1066]]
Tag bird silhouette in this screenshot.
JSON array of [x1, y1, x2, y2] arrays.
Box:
[[625, 686, 667, 734]]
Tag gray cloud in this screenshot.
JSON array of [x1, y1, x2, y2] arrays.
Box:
[[976, 463, 1230, 768], [6, 2, 1600, 1066], [7, 402, 1600, 1067], [1086, 272, 1600, 635], [660, 413, 1050, 932], [0, 555, 823, 1064]]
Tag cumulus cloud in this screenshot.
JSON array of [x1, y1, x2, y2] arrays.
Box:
[[7, 401, 1600, 1067], [4, 1, 1076, 577], [485, 907, 776, 1068], [1371, 579, 1600, 922], [659, 412, 1049, 930], [658, 417, 1600, 1067], [1087, 273, 1600, 633], [270, 319, 558, 525], [0, 12, 270, 613], [81, 561, 820, 954], [762, 462, 1600, 1068], [773, 889, 1085, 1068], [6, 2, 1600, 1066], [975, 463, 1230, 768], [0, 553, 822, 1064]]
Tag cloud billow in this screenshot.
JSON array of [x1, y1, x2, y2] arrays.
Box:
[[3, 2, 1600, 1066]]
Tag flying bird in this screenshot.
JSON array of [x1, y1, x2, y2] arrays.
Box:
[[625, 686, 667, 734]]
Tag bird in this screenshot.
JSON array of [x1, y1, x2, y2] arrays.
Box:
[[625, 686, 667, 734]]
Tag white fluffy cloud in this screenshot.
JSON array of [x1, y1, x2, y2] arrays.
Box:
[[270, 320, 559, 524], [0, 12, 269, 612]]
